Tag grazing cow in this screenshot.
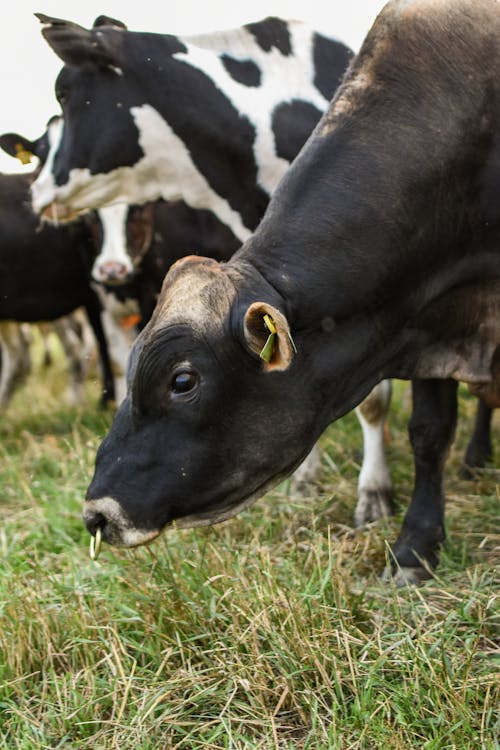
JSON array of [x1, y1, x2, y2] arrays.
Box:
[[77, 0, 500, 583]]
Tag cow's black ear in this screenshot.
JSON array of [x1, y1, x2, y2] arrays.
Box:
[[36, 13, 121, 68], [243, 302, 295, 372], [0, 133, 35, 164]]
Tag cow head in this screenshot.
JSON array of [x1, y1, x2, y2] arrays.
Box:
[[91, 203, 155, 284], [83, 256, 319, 547], [31, 14, 157, 220]]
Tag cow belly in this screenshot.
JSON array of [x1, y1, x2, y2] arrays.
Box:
[[467, 347, 500, 407]]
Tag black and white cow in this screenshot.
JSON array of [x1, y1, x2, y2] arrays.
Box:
[[31, 14, 352, 235], [90, 199, 240, 402]]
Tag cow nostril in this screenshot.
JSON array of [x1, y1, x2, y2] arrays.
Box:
[[84, 510, 106, 537]]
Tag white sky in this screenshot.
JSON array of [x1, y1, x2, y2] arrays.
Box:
[[0, 0, 387, 173]]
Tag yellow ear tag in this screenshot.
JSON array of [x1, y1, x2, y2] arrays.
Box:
[[14, 143, 33, 165], [259, 314, 277, 363]]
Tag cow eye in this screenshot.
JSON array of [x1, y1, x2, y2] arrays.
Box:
[[171, 370, 198, 396]]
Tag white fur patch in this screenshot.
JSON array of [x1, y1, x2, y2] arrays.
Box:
[[131, 105, 252, 242], [92, 204, 133, 281], [177, 22, 328, 194], [30, 117, 63, 216], [84, 496, 161, 547]]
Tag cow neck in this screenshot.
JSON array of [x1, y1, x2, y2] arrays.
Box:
[[230, 0, 500, 332], [233, 117, 496, 335]]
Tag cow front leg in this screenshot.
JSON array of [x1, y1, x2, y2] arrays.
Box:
[[354, 380, 394, 525], [390, 378, 458, 585], [0, 322, 31, 409]]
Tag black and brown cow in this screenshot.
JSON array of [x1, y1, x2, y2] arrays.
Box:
[[80, 0, 500, 583], [32, 2, 499, 582]]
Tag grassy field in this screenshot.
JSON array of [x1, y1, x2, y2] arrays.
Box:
[[0, 336, 498, 749]]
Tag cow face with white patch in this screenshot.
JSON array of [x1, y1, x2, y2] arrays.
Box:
[[31, 14, 352, 239], [84, 255, 322, 546]]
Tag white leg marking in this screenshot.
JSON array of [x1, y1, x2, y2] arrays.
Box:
[[355, 380, 393, 525]]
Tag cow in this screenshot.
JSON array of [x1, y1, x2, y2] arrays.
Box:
[[74, 0, 500, 584], [30, 14, 353, 236]]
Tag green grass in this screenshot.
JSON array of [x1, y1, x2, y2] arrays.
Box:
[[0, 337, 498, 749]]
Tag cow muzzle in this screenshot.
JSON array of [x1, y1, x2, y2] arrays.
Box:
[[83, 496, 161, 549], [39, 201, 86, 224]]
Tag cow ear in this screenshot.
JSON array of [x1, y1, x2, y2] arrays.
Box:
[[36, 13, 120, 68], [0, 133, 35, 164], [93, 16, 128, 31], [243, 302, 296, 372]]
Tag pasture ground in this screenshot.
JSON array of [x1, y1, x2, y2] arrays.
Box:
[[0, 333, 498, 749]]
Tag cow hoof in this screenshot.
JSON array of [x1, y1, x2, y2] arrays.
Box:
[[458, 464, 481, 480], [354, 488, 393, 527], [458, 460, 490, 480], [381, 565, 433, 587]]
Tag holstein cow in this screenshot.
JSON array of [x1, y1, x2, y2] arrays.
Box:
[[31, 13, 352, 236], [31, 12, 399, 518]]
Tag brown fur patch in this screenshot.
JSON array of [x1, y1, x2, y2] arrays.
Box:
[[148, 255, 236, 335], [320, 0, 496, 137], [467, 347, 500, 407], [357, 387, 388, 425]]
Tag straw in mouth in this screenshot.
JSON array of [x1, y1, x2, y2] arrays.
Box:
[[89, 527, 103, 561]]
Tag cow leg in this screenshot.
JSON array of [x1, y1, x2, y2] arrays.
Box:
[[37, 322, 54, 367], [84, 291, 115, 406], [354, 379, 393, 525], [94, 286, 140, 405], [0, 322, 31, 408], [51, 314, 90, 406], [389, 378, 458, 585], [100, 306, 137, 405], [460, 400, 493, 478]]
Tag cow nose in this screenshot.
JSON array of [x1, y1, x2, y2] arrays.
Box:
[[84, 509, 107, 537], [94, 261, 132, 284]]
